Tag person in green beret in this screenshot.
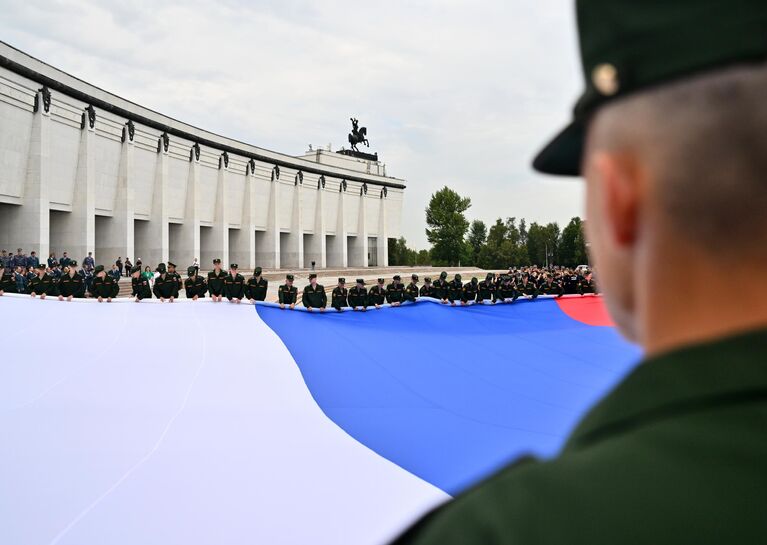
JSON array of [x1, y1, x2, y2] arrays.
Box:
[[391, 1, 767, 544], [278, 274, 298, 310], [302, 273, 326, 312], [90, 265, 118, 302], [245, 267, 268, 302], [349, 278, 368, 311], [131, 266, 152, 302], [184, 266, 207, 300], [331, 278, 348, 311]]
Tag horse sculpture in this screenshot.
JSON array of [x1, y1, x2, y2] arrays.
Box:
[[348, 117, 369, 152]]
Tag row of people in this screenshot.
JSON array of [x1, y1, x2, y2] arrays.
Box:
[[0, 261, 119, 301]]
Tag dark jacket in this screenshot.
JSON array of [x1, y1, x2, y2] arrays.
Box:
[[462, 282, 478, 303], [207, 269, 227, 296], [132, 276, 152, 300], [245, 277, 268, 301], [348, 286, 368, 308], [302, 284, 327, 308], [152, 274, 176, 299], [331, 286, 348, 309], [184, 276, 207, 299], [27, 273, 55, 295], [386, 282, 406, 304], [405, 283, 419, 302], [90, 275, 119, 298], [224, 273, 246, 300], [57, 272, 85, 298], [368, 285, 386, 305], [278, 284, 298, 304]]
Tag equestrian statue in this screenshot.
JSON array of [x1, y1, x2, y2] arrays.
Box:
[[348, 118, 369, 152]]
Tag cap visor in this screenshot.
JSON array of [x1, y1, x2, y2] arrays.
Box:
[[532, 119, 584, 176]]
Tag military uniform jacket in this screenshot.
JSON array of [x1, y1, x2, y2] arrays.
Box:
[[132, 276, 152, 300], [168, 272, 182, 298], [152, 274, 176, 299], [58, 273, 85, 298], [90, 276, 119, 298], [386, 282, 405, 304], [419, 284, 434, 298], [302, 284, 327, 308], [28, 273, 56, 295], [447, 280, 463, 302], [477, 280, 496, 302], [278, 284, 298, 304], [392, 329, 767, 545], [462, 282, 478, 303], [498, 282, 515, 300], [331, 287, 349, 308], [207, 270, 227, 296], [432, 279, 449, 300], [224, 273, 246, 300], [539, 280, 564, 297], [405, 283, 419, 302], [368, 285, 386, 305], [245, 277, 268, 301], [1, 271, 18, 293], [516, 281, 538, 298], [184, 276, 207, 299], [348, 286, 368, 308]]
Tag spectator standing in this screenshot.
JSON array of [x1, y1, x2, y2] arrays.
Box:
[[14, 266, 26, 293], [124, 258, 132, 277], [26, 251, 40, 270], [82, 252, 95, 271], [115, 257, 123, 276], [47, 252, 56, 268], [12, 249, 26, 271], [0, 250, 9, 270], [109, 264, 122, 283], [59, 252, 71, 268], [142, 266, 154, 288]]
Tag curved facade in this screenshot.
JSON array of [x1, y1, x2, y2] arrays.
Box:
[[0, 41, 404, 269]]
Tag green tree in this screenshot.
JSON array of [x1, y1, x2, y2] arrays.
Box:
[[526, 222, 561, 266], [559, 217, 588, 267], [467, 220, 487, 265], [425, 187, 471, 266]]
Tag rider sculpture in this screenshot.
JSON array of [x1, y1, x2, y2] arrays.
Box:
[[348, 118, 369, 152]]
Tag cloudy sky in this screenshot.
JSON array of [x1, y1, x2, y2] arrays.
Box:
[[2, 0, 584, 250]]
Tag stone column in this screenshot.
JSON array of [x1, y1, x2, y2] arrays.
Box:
[[205, 155, 230, 267], [135, 135, 169, 266], [98, 121, 135, 264], [354, 188, 369, 267], [257, 168, 281, 269], [174, 147, 200, 268], [377, 190, 389, 267], [229, 165, 256, 271], [63, 106, 96, 263], [19, 88, 51, 260], [282, 180, 304, 268], [304, 177, 326, 269], [327, 183, 348, 267]]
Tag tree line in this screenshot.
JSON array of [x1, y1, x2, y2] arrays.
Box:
[[388, 186, 588, 268]]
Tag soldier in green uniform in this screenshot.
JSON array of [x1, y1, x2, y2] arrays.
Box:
[[224, 264, 246, 303], [0, 262, 16, 295], [419, 277, 433, 298], [497, 275, 515, 303], [578, 270, 598, 295], [28, 264, 55, 299], [539, 273, 565, 297], [368, 278, 387, 309], [245, 267, 268, 302], [278, 274, 298, 310], [302, 273, 326, 312], [405, 274, 419, 302], [391, 2, 767, 544], [477, 273, 497, 304], [432, 271, 449, 304], [447, 274, 463, 306], [131, 266, 152, 302], [90, 265, 119, 302], [152, 263, 176, 302], [57, 260, 85, 301], [462, 277, 478, 304], [331, 278, 348, 311], [166, 262, 182, 299], [349, 278, 368, 311], [207, 258, 226, 302], [185, 266, 207, 300], [386, 274, 405, 306]]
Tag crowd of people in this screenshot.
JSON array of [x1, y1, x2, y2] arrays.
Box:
[[1, 250, 598, 308]]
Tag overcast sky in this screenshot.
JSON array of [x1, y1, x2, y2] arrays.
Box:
[[1, 0, 584, 250]]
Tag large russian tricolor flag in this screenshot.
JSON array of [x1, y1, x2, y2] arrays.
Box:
[[0, 294, 639, 545]]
